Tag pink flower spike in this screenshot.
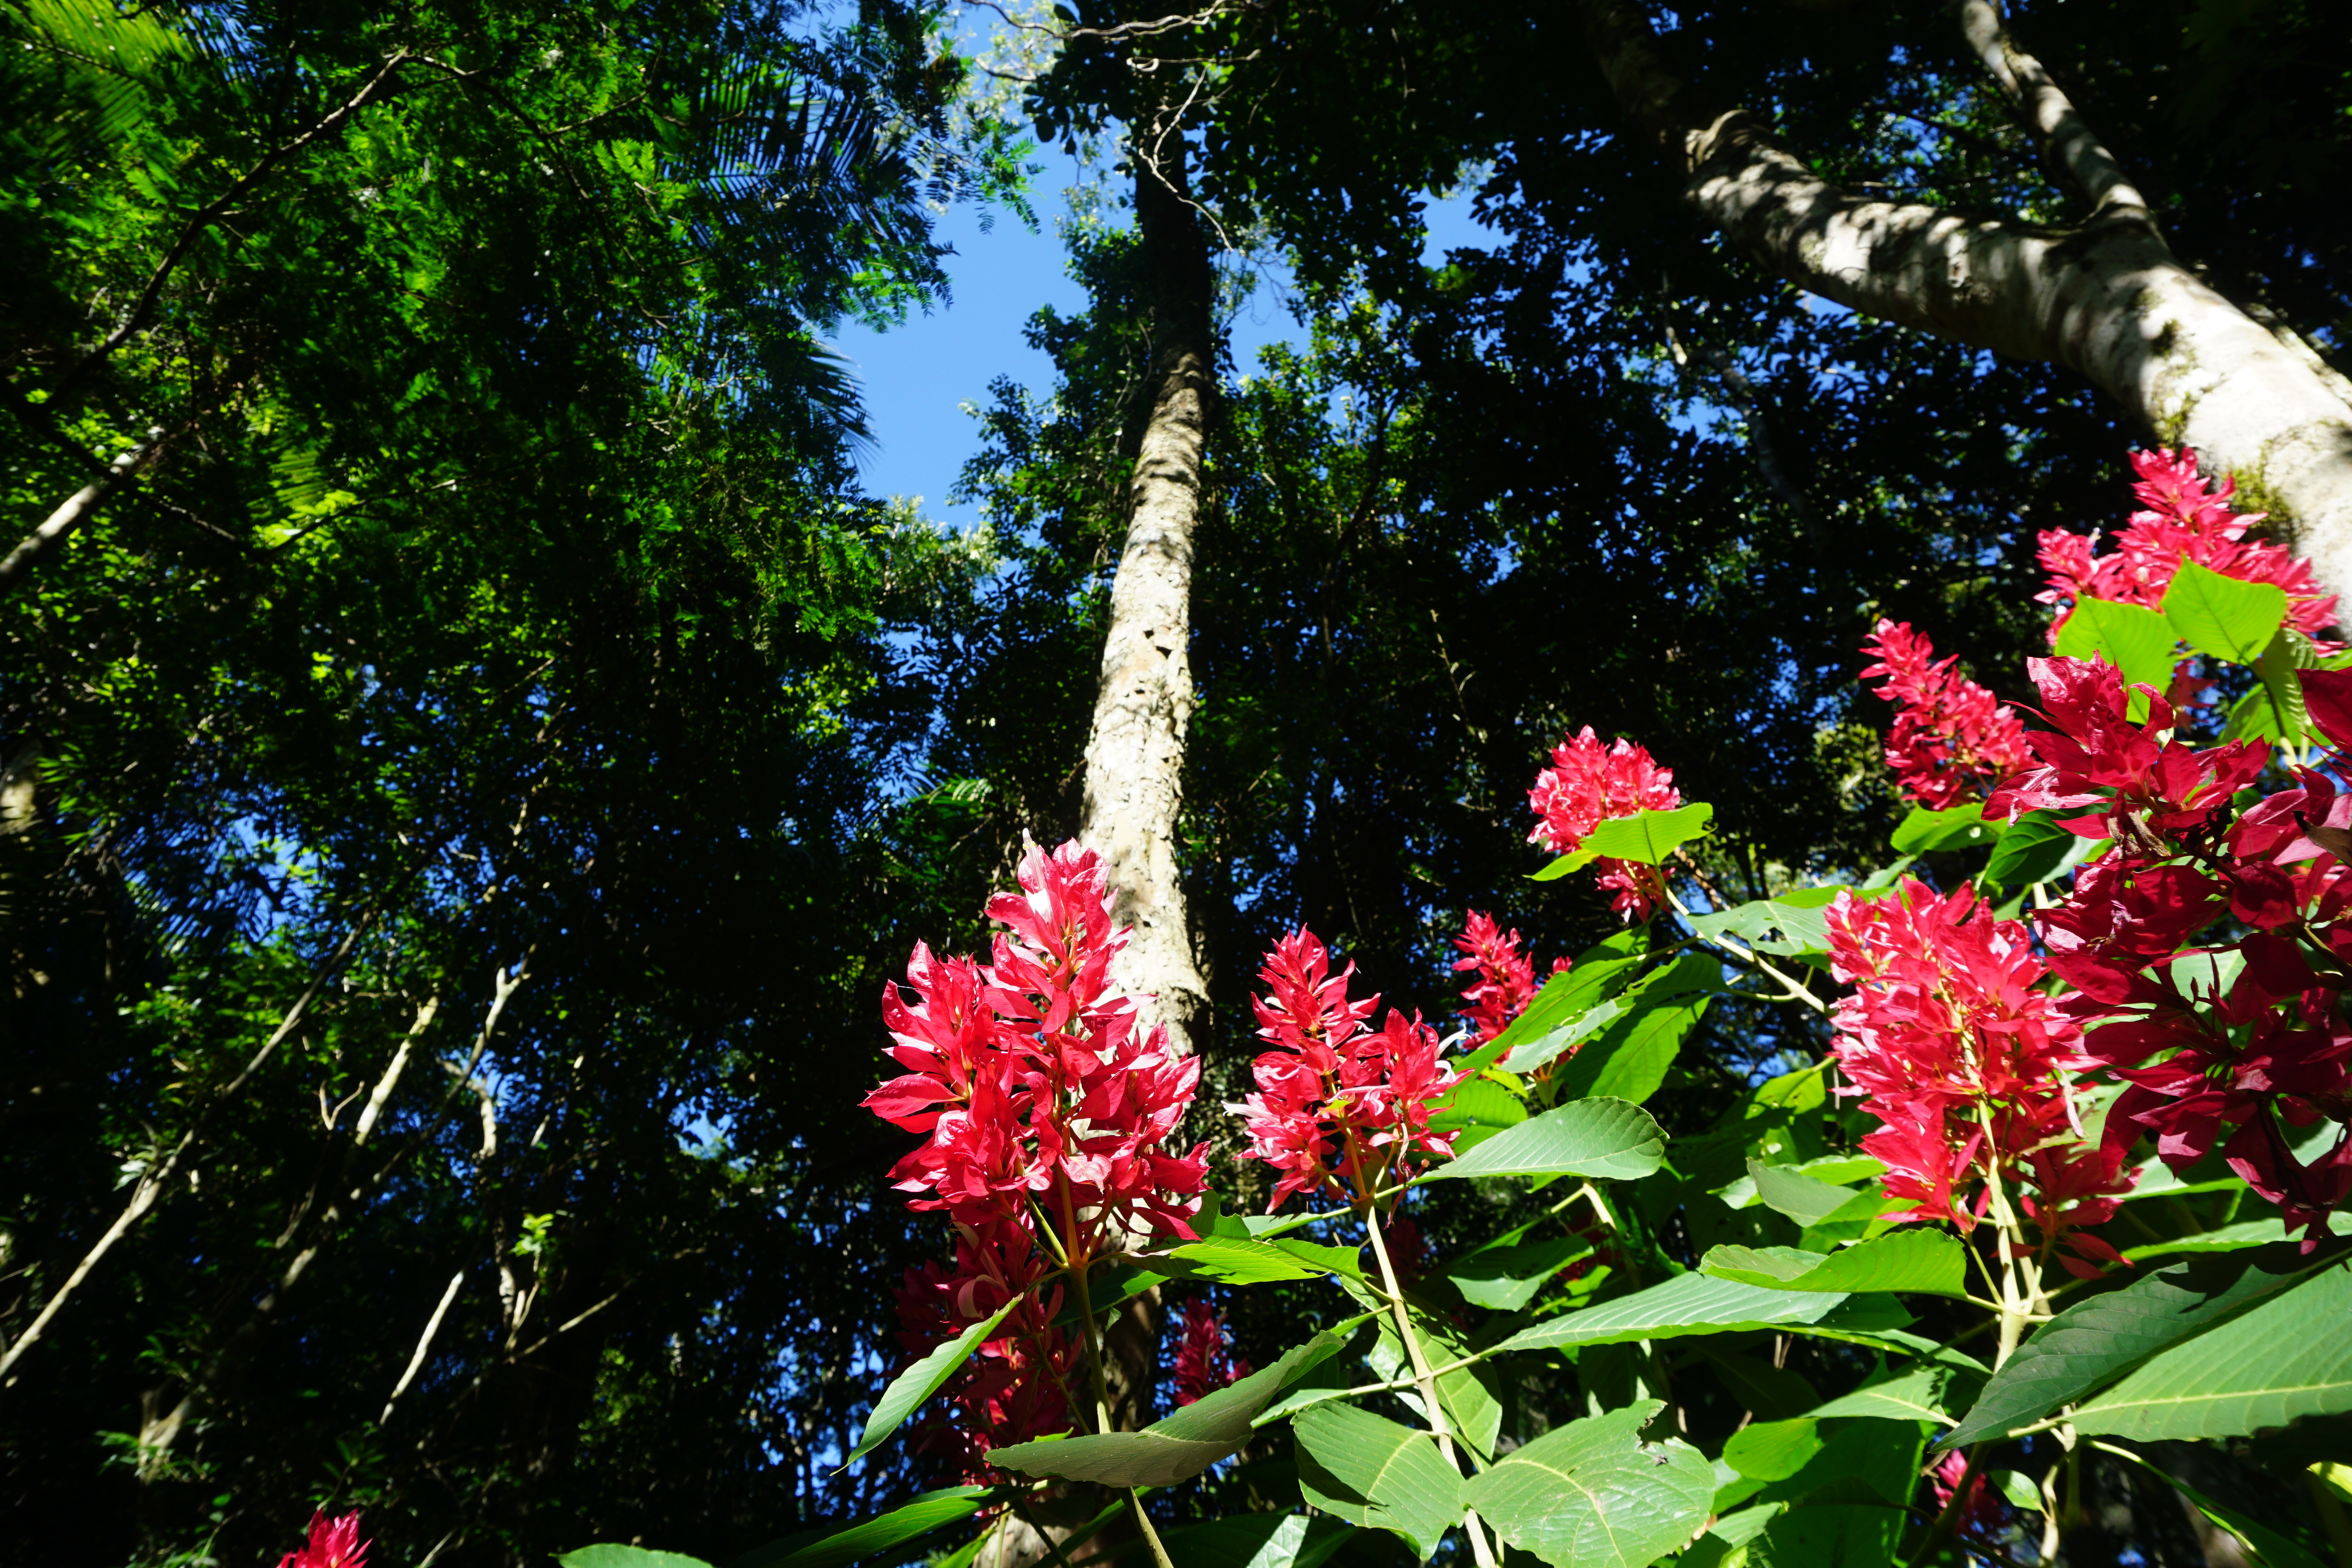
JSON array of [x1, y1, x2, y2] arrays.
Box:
[[1526, 727, 1680, 855], [1858, 620, 2031, 809], [2037, 448, 2338, 648], [278, 1512, 367, 1568]]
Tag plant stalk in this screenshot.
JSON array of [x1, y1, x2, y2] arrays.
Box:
[[1364, 1209, 1500, 1568]]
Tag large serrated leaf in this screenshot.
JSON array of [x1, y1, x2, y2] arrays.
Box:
[[1293, 1403, 1464, 1560], [2073, 1261, 2352, 1441], [844, 1301, 1012, 1465], [1940, 1238, 2352, 1449], [2163, 557, 2289, 666], [1460, 1400, 1713, 1568], [1421, 1097, 1665, 1183], [989, 1330, 1344, 1486], [1699, 1230, 1967, 1297], [1487, 1273, 1858, 1355]]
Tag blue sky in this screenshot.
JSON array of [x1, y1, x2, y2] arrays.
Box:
[[833, 157, 1497, 530]]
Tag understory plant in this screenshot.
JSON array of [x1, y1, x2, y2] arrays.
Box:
[[564, 451, 2352, 1567]]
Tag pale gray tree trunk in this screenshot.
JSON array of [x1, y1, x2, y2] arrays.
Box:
[[1078, 136, 1216, 1058], [1577, 0, 2352, 600]]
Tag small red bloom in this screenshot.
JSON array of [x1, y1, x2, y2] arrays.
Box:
[[869, 841, 1210, 1471], [1527, 728, 1682, 918], [2037, 448, 2339, 648], [278, 1512, 367, 1568], [1452, 910, 1542, 1045], [1984, 656, 2267, 845], [1169, 1297, 1251, 1407], [1239, 928, 1465, 1210], [1859, 620, 2032, 809]]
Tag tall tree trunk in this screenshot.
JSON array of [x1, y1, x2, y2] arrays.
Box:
[[1575, 0, 2352, 600], [1078, 136, 1216, 1061], [984, 116, 1222, 1568]]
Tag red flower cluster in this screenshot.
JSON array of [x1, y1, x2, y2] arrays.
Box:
[[1452, 909, 1569, 1045], [2037, 447, 2339, 647], [1169, 1297, 1251, 1407], [1985, 657, 2267, 844], [1238, 928, 1465, 1210], [867, 841, 1210, 1466], [1825, 877, 2136, 1277], [2000, 659, 2352, 1236], [1527, 727, 1682, 919], [278, 1512, 367, 1568], [1859, 620, 2032, 809]]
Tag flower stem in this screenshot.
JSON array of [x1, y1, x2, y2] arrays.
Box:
[[1364, 1207, 1499, 1568], [1067, 1252, 1176, 1568]]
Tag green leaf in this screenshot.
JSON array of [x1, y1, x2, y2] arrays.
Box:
[[560, 1550, 714, 1568], [2091, 1440, 2328, 1568], [1421, 1097, 1666, 1183], [1493, 1000, 1622, 1076], [1581, 802, 1715, 864], [1531, 849, 1598, 881], [1699, 1231, 1967, 1298], [1151, 1514, 1357, 1568], [2163, 557, 2289, 666], [1444, 1235, 1593, 1312], [1460, 1401, 1714, 1568], [1982, 808, 2088, 889], [1151, 1236, 1333, 1284], [1466, 935, 1646, 1071], [2228, 628, 2322, 745], [844, 1301, 1013, 1465], [2073, 1260, 2352, 1441], [1427, 1075, 1528, 1137], [1292, 1403, 1464, 1559], [1488, 1272, 1865, 1356], [1891, 802, 2002, 854], [2053, 596, 2179, 692], [1942, 1238, 2352, 1449], [1807, 1361, 1985, 1425], [989, 1330, 1345, 1486], [1357, 1300, 1504, 1461], [1743, 1160, 1866, 1229], [1990, 1470, 2044, 1512], [736, 1487, 995, 1568], [1722, 1419, 1823, 1481], [1551, 996, 1705, 1107]]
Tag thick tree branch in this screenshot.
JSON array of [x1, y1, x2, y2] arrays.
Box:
[[1955, 0, 2146, 217], [1572, 0, 2352, 605]]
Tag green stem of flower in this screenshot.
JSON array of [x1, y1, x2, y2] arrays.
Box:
[[1362, 1197, 1499, 1568], [1065, 1249, 1175, 1568]]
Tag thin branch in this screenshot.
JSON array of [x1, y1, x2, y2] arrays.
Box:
[[55, 49, 415, 399], [0, 913, 374, 1383], [380, 1270, 466, 1422], [0, 426, 170, 598]]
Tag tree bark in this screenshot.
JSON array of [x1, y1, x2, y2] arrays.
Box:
[[1574, 0, 2352, 601], [1077, 134, 1216, 1058]]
